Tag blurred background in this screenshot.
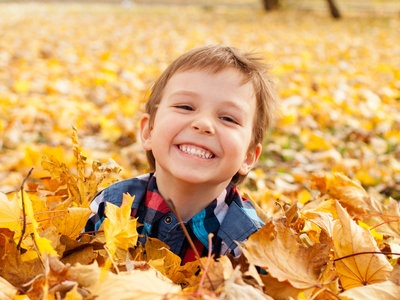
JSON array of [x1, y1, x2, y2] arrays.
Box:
[[0, 0, 399, 205]]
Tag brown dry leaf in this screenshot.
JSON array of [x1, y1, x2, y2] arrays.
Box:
[[103, 193, 138, 256], [339, 280, 400, 299], [241, 219, 334, 289], [333, 201, 393, 290], [61, 244, 97, 266], [0, 228, 43, 287], [260, 273, 303, 300], [89, 268, 181, 300], [200, 255, 234, 292]]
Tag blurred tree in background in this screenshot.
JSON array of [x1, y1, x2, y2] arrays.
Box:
[[262, 0, 341, 18]]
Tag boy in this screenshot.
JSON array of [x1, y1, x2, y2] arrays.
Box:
[[85, 45, 277, 264]]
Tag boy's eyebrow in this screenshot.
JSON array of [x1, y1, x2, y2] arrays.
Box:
[[168, 91, 248, 107], [167, 90, 198, 98]]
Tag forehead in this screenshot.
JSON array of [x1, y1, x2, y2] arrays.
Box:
[[165, 67, 252, 92], [163, 68, 254, 98]]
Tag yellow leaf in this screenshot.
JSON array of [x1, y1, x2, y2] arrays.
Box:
[[357, 220, 383, 245], [0, 192, 21, 231], [333, 201, 392, 290], [12, 80, 30, 93], [297, 188, 312, 205], [52, 207, 92, 239], [103, 193, 138, 256], [33, 234, 58, 257], [19, 191, 57, 256], [301, 130, 332, 151], [90, 269, 181, 300]]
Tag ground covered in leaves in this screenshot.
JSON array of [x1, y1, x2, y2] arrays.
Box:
[[0, 2, 399, 299]]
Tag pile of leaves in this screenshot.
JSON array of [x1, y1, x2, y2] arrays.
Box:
[[0, 2, 399, 299], [1, 129, 400, 299]]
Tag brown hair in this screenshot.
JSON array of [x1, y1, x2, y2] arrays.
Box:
[[144, 45, 278, 185]]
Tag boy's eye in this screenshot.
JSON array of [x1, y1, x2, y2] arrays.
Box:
[[220, 116, 239, 125], [175, 104, 193, 111]]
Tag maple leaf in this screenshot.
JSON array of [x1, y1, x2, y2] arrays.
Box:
[[52, 207, 91, 240], [332, 201, 393, 290], [103, 193, 138, 256], [241, 219, 335, 289]]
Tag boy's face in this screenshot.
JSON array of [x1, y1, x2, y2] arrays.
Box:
[[140, 68, 261, 187]]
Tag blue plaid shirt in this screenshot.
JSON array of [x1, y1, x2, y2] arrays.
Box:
[[85, 173, 264, 263]]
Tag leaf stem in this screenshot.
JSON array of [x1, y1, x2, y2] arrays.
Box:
[[17, 168, 33, 251], [333, 251, 400, 261], [198, 233, 214, 293]]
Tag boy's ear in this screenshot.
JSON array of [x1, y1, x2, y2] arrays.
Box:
[[140, 113, 152, 150], [238, 143, 262, 175]]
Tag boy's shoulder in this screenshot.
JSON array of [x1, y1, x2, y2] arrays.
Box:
[[100, 173, 152, 207], [214, 187, 264, 254]]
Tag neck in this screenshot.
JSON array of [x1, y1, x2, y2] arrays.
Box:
[[155, 173, 230, 221]]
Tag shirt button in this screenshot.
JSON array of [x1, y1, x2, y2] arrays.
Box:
[[164, 216, 172, 224]]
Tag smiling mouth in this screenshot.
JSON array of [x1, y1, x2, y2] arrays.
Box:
[[178, 144, 215, 159]]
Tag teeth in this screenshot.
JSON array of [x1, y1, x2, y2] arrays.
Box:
[[179, 145, 214, 159]]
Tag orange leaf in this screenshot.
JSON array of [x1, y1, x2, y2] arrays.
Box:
[[241, 220, 335, 289]]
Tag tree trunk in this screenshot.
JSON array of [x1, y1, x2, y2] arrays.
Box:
[[327, 0, 342, 19], [262, 0, 280, 11]]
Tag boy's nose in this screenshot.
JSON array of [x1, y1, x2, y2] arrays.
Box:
[[191, 117, 215, 135]]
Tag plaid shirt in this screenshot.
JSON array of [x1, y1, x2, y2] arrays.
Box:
[[85, 173, 264, 264]]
